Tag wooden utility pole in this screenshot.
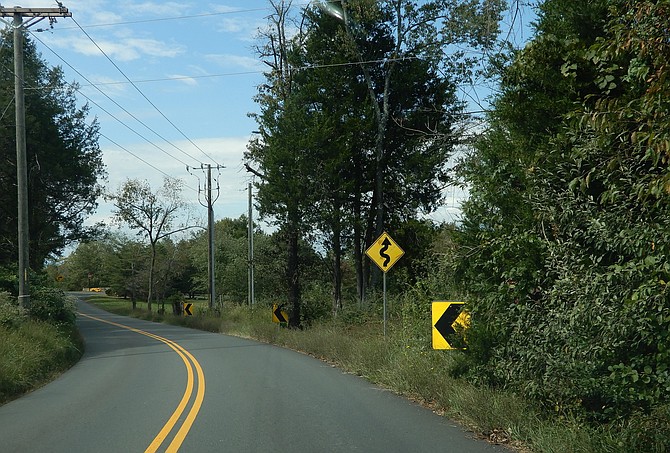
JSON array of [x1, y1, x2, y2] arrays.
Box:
[[189, 163, 224, 310], [0, 6, 71, 308], [248, 182, 255, 307], [206, 164, 216, 310]]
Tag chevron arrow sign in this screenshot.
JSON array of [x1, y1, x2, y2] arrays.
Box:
[[432, 301, 469, 350]]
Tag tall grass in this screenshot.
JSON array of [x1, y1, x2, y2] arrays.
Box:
[[0, 290, 82, 405], [0, 321, 82, 404]]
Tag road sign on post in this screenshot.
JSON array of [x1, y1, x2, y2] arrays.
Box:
[[365, 232, 405, 273], [183, 303, 194, 316], [366, 232, 405, 337], [432, 301, 470, 350]]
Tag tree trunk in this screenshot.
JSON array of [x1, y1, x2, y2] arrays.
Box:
[[287, 226, 300, 328], [332, 225, 342, 314], [147, 243, 156, 312]]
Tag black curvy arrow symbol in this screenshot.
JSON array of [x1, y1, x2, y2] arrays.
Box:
[[184, 303, 193, 316], [379, 238, 392, 267], [434, 303, 463, 338], [274, 305, 287, 323]]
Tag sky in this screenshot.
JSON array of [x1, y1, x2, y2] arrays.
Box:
[[4, 0, 535, 236]]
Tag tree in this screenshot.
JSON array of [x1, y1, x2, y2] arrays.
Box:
[[107, 235, 147, 308], [246, 0, 316, 327], [106, 177, 189, 311], [326, 0, 504, 291], [60, 240, 115, 291], [455, 0, 670, 422], [247, 0, 503, 318], [0, 31, 105, 270]]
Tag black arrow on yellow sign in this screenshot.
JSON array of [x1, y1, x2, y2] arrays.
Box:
[[272, 304, 287, 324], [434, 303, 462, 337], [432, 301, 469, 350], [184, 303, 193, 316]]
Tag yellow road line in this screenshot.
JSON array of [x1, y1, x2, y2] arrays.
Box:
[[79, 313, 206, 452]]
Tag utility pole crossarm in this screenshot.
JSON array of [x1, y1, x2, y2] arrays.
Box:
[[0, 7, 71, 18]]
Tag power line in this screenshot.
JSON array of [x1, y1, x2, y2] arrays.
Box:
[[70, 16, 224, 167], [100, 131, 197, 193], [29, 31, 203, 171], [44, 7, 271, 31], [0, 34, 199, 194]]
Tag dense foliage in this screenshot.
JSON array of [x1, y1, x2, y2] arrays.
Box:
[[455, 0, 670, 428], [0, 32, 105, 269], [0, 288, 81, 403]]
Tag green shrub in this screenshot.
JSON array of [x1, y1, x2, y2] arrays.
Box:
[[29, 288, 76, 326], [0, 320, 82, 403], [300, 282, 332, 325], [0, 292, 26, 328]]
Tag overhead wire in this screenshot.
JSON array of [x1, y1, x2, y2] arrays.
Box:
[[0, 21, 200, 192], [48, 7, 271, 31], [0, 55, 199, 193], [70, 16, 224, 168], [13, 1, 532, 203], [98, 131, 192, 187], [29, 31, 203, 177], [0, 28, 200, 193]]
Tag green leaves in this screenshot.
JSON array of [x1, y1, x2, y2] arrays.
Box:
[[0, 32, 105, 268], [454, 0, 670, 422]]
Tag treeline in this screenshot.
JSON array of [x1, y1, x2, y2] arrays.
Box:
[[53, 216, 452, 318], [453, 0, 670, 431]]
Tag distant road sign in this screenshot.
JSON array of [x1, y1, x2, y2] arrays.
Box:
[[184, 303, 193, 316], [56, 274, 64, 282], [272, 304, 288, 324], [365, 232, 404, 273], [432, 302, 469, 350]]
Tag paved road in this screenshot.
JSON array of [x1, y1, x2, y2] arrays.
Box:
[[0, 297, 509, 452]]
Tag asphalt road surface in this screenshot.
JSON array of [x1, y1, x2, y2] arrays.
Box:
[[0, 296, 509, 452]]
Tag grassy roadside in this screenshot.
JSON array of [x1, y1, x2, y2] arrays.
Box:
[[84, 295, 663, 453], [0, 292, 83, 405]]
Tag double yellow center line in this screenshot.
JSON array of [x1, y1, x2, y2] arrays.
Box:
[[80, 313, 205, 452]]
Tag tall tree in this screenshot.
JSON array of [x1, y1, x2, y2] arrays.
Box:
[[106, 177, 189, 311], [0, 31, 105, 269], [246, 0, 314, 326], [248, 0, 503, 313], [326, 0, 504, 289]]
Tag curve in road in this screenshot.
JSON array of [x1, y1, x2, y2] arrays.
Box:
[[78, 312, 205, 452]]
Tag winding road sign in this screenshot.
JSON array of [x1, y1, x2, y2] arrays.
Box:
[[432, 301, 470, 350], [184, 303, 193, 316], [366, 232, 405, 273]]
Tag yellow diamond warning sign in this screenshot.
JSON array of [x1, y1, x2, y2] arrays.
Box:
[[365, 232, 404, 273]]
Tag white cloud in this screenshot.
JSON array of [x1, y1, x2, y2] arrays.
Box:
[[94, 135, 254, 227], [46, 32, 184, 62], [120, 1, 192, 17]]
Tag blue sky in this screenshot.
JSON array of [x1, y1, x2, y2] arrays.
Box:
[[8, 0, 535, 233]]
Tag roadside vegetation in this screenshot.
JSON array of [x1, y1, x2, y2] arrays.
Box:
[[0, 0, 668, 451], [0, 289, 82, 405], [86, 291, 668, 453]]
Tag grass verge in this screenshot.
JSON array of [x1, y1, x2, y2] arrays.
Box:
[[0, 321, 82, 405], [86, 296, 669, 453]]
